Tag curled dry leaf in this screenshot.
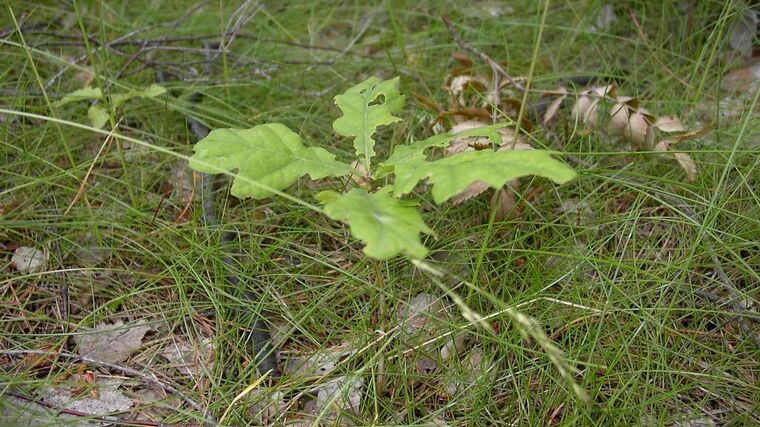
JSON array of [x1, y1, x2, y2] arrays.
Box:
[[653, 139, 698, 182], [571, 85, 615, 129], [653, 115, 686, 133], [11, 246, 48, 273], [542, 87, 568, 124], [606, 96, 653, 149], [73, 320, 150, 363], [447, 75, 488, 104], [673, 152, 698, 182]]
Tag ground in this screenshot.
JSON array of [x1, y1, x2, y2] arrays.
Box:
[[1, 1, 759, 426]]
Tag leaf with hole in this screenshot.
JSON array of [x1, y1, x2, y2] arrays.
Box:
[[333, 77, 404, 169]]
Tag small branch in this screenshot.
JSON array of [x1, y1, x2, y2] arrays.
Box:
[[441, 14, 526, 93]]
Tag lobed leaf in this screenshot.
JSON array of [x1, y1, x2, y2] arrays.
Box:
[[189, 123, 351, 199], [319, 187, 432, 260], [394, 149, 576, 203], [377, 124, 507, 178], [333, 77, 404, 169]]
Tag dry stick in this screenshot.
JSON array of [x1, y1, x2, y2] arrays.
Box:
[[1, 349, 215, 425], [441, 14, 526, 93]]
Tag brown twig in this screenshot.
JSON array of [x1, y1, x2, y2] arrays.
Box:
[[441, 14, 526, 93]]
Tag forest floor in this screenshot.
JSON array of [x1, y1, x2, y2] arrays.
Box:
[[1, 1, 759, 426]]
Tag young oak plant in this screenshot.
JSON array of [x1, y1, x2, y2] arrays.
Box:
[[188, 77, 576, 260]]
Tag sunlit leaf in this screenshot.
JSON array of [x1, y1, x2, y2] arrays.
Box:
[[320, 187, 432, 259], [189, 123, 351, 199], [333, 77, 404, 168]]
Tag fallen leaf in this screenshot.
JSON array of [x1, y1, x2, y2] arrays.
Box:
[[490, 187, 517, 221], [314, 375, 363, 419], [571, 85, 615, 129], [160, 337, 215, 376], [594, 4, 618, 32], [729, 8, 758, 58], [673, 152, 698, 182], [720, 59, 760, 93], [653, 115, 686, 133], [542, 87, 568, 124], [451, 52, 473, 68], [283, 341, 357, 378], [11, 246, 48, 273], [42, 378, 133, 415], [349, 160, 370, 187], [447, 75, 489, 105], [397, 293, 450, 348], [74, 320, 150, 363], [606, 96, 653, 148]]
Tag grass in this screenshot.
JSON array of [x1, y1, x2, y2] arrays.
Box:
[[1, 0, 759, 425]]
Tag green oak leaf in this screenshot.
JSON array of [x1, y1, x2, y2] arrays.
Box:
[[87, 105, 109, 129], [189, 123, 351, 199], [321, 187, 432, 260], [395, 149, 577, 203], [377, 124, 508, 178], [333, 77, 404, 169]]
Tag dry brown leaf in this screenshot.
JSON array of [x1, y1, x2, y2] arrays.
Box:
[[447, 75, 488, 100], [542, 87, 568, 124], [11, 246, 48, 273], [572, 86, 615, 129], [607, 98, 632, 137], [721, 59, 760, 93], [349, 160, 370, 187], [73, 320, 150, 363], [451, 180, 490, 204], [653, 115, 686, 133], [451, 52, 473, 68], [673, 152, 698, 182], [491, 187, 517, 221], [653, 140, 698, 182], [626, 110, 652, 148]]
